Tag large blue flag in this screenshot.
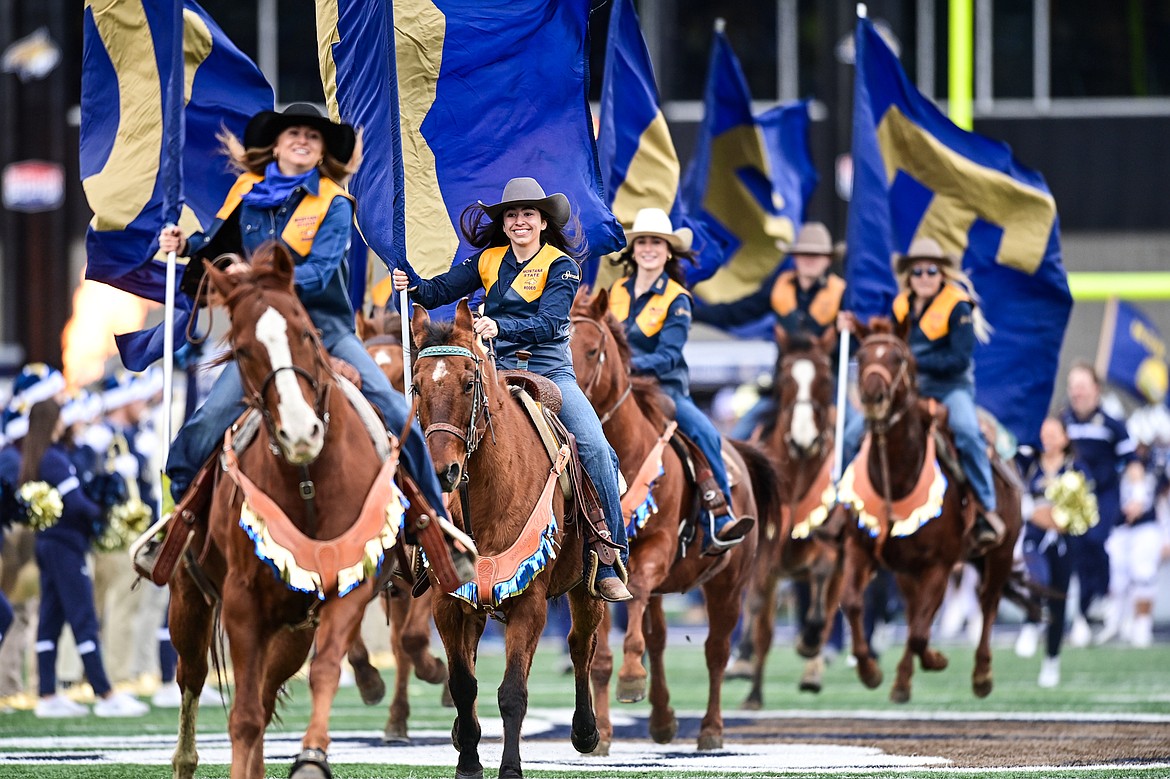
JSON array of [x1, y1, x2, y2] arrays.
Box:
[[681, 28, 808, 304], [596, 0, 718, 289], [82, 0, 273, 369], [1101, 300, 1167, 405], [845, 17, 1071, 445], [317, 0, 623, 300]]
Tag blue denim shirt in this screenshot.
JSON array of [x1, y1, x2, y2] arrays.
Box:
[[187, 170, 356, 347], [409, 244, 581, 374], [609, 273, 693, 396]]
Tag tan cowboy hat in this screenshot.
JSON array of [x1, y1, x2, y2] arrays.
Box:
[[478, 177, 571, 227], [783, 222, 834, 256], [893, 236, 959, 275], [623, 207, 693, 253], [245, 103, 357, 163]]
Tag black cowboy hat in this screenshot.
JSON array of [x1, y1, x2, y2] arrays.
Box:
[[244, 103, 357, 164]]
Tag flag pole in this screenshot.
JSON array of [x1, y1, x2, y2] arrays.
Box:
[[400, 288, 412, 397]]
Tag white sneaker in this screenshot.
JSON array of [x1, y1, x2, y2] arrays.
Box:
[[151, 682, 183, 708], [1068, 616, 1092, 648], [1131, 615, 1154, 648], [93, 691, 149, 718], [35, 695, 89, 718], [199, 685, 225, 706], [1015, 623, 1040, 658], [1038, 656, 1061, 688]]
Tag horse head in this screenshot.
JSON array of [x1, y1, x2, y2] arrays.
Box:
[[206, 243, 329, 466], [774, 326, 837, 459], [410, 300, 494, 492], [570, 287, 629, 408], [854, 319, 917, 428], [362, 307, 406, 393]]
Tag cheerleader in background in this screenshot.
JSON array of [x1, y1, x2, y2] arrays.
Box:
[[21, 399, 148, 718], [1014, 415, 1098, 688]]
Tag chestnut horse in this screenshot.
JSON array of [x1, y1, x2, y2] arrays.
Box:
[[411, 301, 605, 779], [836, 322, 1021, 702], [570, 289, 771, 753], [351, 309, 451, 743], [167, 246, 404, 779], [737, 328, 844, 707]]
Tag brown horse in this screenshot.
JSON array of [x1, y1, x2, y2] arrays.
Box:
[[835, 322, 1021, 703], [351, 308, 451, 743], [411, 300, 605, 779], [570, 289, 770, 753], [166, 246, 404, 779], [737, 328, 844, 706]]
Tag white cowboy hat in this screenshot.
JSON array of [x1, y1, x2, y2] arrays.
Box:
[[893, 236, 959, 274], [477, 177, 571, 227], [623, 208, 693, 253], [784, 222, 835, 256]]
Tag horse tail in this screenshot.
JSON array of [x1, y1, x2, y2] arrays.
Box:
[[728, 439, 780, 529]]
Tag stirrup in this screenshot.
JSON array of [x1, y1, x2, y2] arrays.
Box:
[[128, 514, 171, 580], [702, 511, 752, 556], [585, 550, 630, 601]]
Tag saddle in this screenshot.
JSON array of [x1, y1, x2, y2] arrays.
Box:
[[500, 370, 562, 414], [666, 432, 741, 557]]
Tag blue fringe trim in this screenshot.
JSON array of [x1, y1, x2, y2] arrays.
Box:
[[238, 517, 324, 600], [450, 515, 559, 610], [336, 510, 405, 598], [626, 464, 665, 539]]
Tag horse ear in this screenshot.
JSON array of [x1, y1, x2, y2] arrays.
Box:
[[819, 326, 838, 355], [774, 325, 789, 353], [591, 287, 610, 318], [454, 299, 474, 334], [204, 259, 242, 302], [410, 302, 430, 346], [356, 311, 377, 341]]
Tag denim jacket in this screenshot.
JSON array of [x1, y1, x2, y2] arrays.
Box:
[[609, 272, 692, 396]]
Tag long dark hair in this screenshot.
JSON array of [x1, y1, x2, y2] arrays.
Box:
[[610, 239, 697, 288], [458, 203, 588, 263], [18, 399, 61, 485]]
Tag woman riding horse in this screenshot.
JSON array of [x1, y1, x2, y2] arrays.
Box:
[[840, 236, 1004, 550], [607, 208, 753, 553], [393, 177, 632, 602]]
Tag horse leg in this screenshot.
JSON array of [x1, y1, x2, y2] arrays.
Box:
[[743, 570, 779, 709], [405, 589, 448, 684], [347, 634, 386, 706], [300, 593, 370, 764], [497, 596, 548, 779], [436, 598, 486, 779], [259, 630, 315, 776], [221, 585, 272, 779], [645, 595, 678, 745], [973, 546, 1012, 698], [698, 572, 741, 752], [587, 606, 614, 756], [385, 590, 415, 743], [889, 566, 948, 704], [616, 582, 651, 704], [168, 568, 214, 779], [840, 531, 882, 689], [567, 586, 605, 756]]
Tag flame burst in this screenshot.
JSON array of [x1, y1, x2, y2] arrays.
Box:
[[61, 271, 155, 388]]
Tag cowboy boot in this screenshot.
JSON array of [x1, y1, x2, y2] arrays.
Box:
[[972, 508, 1005, 550]]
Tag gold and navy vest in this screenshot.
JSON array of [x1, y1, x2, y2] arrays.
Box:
[[217, 171, 353, 257]]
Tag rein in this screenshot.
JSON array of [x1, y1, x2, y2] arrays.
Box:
[[571, 315, 631, 424]]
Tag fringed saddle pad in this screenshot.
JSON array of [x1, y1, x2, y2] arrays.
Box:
[[789, 455, 839, 540], [620, 420, 678, 538], [837, 432, 948, 539]]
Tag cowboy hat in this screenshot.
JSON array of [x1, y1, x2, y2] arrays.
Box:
[[623, 208, 693, 253], [477, 177, 571, 227], [892, 236, 959, 275], [244, 103, 357, 164], [783, 222, 835, 256]]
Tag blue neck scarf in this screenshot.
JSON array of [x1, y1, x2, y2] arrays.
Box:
[[243, 162, 316, 209]]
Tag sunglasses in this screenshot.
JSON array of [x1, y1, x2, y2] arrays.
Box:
[[910, 264, 940, 278]]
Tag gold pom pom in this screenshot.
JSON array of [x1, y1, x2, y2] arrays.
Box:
[[17, 481, 63, 532]]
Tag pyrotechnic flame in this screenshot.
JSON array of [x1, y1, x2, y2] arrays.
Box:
[[61, 270, 155, 388]]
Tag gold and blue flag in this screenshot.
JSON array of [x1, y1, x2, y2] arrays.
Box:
[[595, 0, 716, 288], [317, 0, 623, 298], [1101, 300, 1167, 405], [82, 0, 272, 369], [845, 17, 1071, 444], [681, 28, 813, 303]]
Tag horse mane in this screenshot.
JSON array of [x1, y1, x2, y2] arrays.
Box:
[[599, 310, 674, 428], [414, 317, 457, 352]]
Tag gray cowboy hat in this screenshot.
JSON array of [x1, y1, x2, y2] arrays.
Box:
[[783, 222, 835, 256], [478, 177, 571, 227], [893, 236, 959, 275], [624, 207, 693, 253], [245, 103, 357, 164]]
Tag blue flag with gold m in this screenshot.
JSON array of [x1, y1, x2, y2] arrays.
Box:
[[596, 0, 717, 289], [82, 0, 273, 370], [845, 18, 1071, 445], [1101, 300, 1168, 406], [317, 0, 623, 303], [682, 27, 813, 307]]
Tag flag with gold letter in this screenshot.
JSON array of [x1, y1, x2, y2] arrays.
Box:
[[1099, 300, 1167, 406], [845, 17, 1071, 444]]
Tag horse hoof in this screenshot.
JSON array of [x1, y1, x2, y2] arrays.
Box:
[[616, 676, 646, 704], [799, 679, 822, 694], [572, 726, 601, 754], [859, 662, 883, 689], [441, 685, 455, 708], [588, 739, 611, 757], [795, 640, 819, 659], [697, 733, 724, 752], [973, 675, 993, 698], [455, 771, 484, 779], [725, 658, 753, 680], [420, 659, 448, 686], [354, 666, 386, 706], [922, 651, 949, 671], [289, 749, 331, 779], [649, 713, 678, 744], [741, 697, 762, 711], [382, 723, 410, 745], [889, 686, 911, 704]]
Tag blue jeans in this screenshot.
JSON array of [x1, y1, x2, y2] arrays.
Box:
[[167, 332, 447, 517], [544, 366, 628, 579], [920, 382, 996, 511], [841, 401, 866, 466], [665, 388, 732, 510], [731, 395, 775, 440]]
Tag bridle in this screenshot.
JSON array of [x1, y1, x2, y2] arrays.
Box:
[[415, 344, 494, 459], [856, 334, 913, 434], [570, 315, 631, 425], [778, 353, 833, 461]]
